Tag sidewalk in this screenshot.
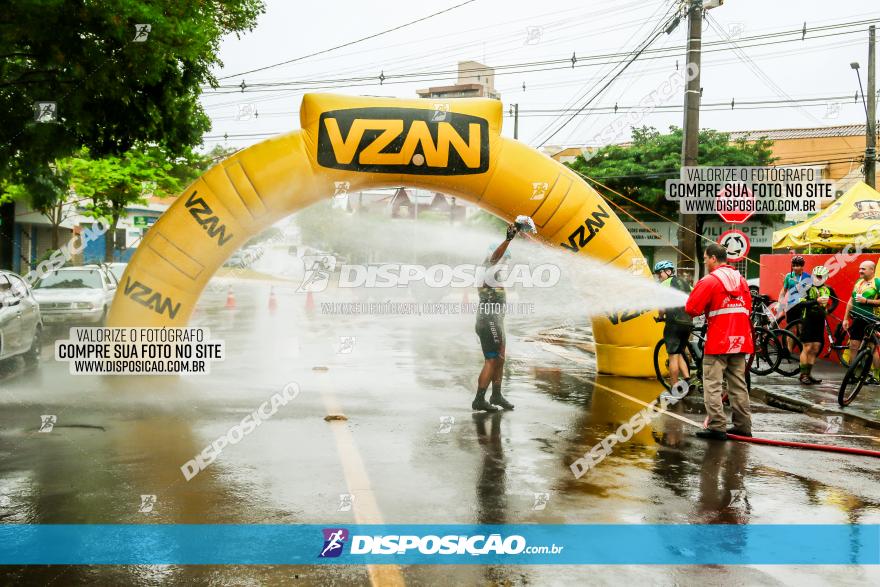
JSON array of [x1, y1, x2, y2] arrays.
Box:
[[751, 361, 880, 430]]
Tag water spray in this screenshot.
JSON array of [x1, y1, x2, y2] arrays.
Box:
[[514, 215, 537, 235]]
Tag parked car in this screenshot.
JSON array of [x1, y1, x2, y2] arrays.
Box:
[[106, 262, 127, 283], [223, 251, 246, 268], [32, 266, 117, 325], [0, 270, 42, 364]]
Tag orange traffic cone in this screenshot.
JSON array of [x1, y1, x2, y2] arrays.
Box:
[[225, 286, 236, 309], [305, 290, 315, 312], [268, 286, 277, 312]]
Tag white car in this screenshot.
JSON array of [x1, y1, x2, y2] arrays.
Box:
[[32, 266, 117, 325], [0, 270, 42, 364], [106, 262, 127, 283]]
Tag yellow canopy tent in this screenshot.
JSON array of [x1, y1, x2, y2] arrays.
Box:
[[772, 182, 880, 250]]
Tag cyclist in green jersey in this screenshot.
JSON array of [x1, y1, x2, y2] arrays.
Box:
[[798, 265, 832, 385], [843, 260, 880, 381], [653, 260, 693, 387]]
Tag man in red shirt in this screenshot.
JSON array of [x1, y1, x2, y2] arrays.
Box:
[[685, 243, 754, 440]]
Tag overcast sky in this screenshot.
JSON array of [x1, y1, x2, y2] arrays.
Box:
[[200, 0, 879, 154]]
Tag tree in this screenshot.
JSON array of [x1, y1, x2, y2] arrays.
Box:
[[2, 163, 72, 250], [66, 146, 188, 261], [567, 126, 776, 265], [567, 126, 775, 218], [0, 0, 265, 267]]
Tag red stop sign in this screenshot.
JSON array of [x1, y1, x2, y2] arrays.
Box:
[[715, 183, 755, 224]]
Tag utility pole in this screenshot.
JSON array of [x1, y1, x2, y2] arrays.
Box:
[[867, 25, 876, 189], [677, 0, 703, 281], [513, 103, 519, 140]]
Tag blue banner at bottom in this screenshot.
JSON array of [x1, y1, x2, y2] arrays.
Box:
[[0, 524, 877, 565]]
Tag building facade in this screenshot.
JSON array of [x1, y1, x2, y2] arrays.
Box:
[[416, 61, 500, 100]]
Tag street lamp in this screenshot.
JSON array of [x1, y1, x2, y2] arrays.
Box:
[[851, 61, 869, 119]]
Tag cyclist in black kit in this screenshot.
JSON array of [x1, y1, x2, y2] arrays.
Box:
[[473, 223, 519, 412]]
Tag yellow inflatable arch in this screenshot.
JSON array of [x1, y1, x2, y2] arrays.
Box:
[[108, 93, 661, 377]]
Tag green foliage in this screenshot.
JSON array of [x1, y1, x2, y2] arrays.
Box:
[[0, 0, 264, 186], [66, 145, 184, 218], [65, 144, 197, 258], [566, 126, 776, 220]]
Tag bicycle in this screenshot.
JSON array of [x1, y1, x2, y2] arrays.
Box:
[[653, 318, 752, 393], [838, 317, 880, 406], [749, 325, 783, 375], [751, 294, 800, 376]]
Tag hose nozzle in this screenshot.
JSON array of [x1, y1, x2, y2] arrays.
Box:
[[514, 215, 537, 234]]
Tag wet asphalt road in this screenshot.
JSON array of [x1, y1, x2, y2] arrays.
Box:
[[0, 278, 878, 585]]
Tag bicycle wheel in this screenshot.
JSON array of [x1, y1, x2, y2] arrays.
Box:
[[773, 329, 803, 376], [653, 339, 670, 390], [838, 347, 872, 406], [750, 327, 782, 375], [654, 338, 697, 391]]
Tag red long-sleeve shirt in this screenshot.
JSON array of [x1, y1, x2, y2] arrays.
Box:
[[685, 265, 754, 355]]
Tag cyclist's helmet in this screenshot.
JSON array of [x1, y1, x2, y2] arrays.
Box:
[[791, 255, 805, 267], [812, 265, 829, 283], [653, 260, 675, 274]]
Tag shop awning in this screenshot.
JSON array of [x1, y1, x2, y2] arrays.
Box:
[[772, 182, 880, 250]]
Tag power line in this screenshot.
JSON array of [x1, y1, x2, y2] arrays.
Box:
[[197, 35, 869, 113], [219, 1, 652, 87], [535, 3, 679, 147], [197, 24, 877, 120], [205, 17, 880, 93], [528, 0, 679, 148], [217, 0, 480, 81], [205, 92, 864, 121]]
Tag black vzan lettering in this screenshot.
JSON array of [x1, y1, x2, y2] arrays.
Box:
[[316, 107, 489, 175], [124, 277, 181, 319], [607, 309, 646, 325], [185, 191, 233, 246], [560, 205, 611, 252]]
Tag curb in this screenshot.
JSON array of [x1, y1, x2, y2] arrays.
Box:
[[751, 384, 880, 430]]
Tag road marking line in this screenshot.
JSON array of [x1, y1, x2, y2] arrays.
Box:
[[539, 343, 700, 427], [318, 381, 405, 587]]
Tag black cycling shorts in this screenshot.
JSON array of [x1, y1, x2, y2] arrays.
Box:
[[849, 315, 873, 341], [785, 306, 802, 327], [799, 313, 825, 343], [476, 317, 504, 359], [663, 322, 691, 355]]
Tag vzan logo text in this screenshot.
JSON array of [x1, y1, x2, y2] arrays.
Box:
[[124, 277, 181, 319], [316, 107, 489, 175], [185, 190, 233, 246], [560, 205, 611, 252]]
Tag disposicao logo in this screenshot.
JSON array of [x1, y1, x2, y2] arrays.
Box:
[[318, 528, 349, 558]]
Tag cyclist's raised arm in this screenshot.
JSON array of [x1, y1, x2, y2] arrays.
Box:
[[777, 279, 788, 312]]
